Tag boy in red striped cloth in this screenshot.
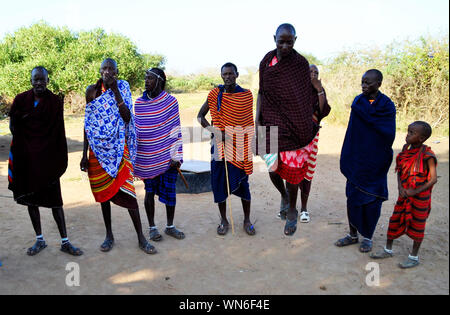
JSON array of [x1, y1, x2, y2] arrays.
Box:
[[371, 121, 438, 268]]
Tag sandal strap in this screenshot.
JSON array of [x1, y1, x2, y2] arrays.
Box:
[[28, 240, 47, 254], [150, 228, 161, 236], [285, 218, 297, 227], [101, 239, 114, 247], [165, 226, 185, 238], [284, 217, 298, 236], [384, 246, 394, 254], [140, 242, 156, 254], [148, 243, 156, 251], [166, 226, 181, 233], [62, 242, 82, 255], [408, 254, 419, 261], [217, 223, 229, 235], [244, 223, 255, 232], [362, 238, 373, 245], [335, 235, 359, 247], [33, 240, 46, 248]]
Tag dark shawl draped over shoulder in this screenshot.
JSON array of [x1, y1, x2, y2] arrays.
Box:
[[340, 92, 396, 200], [8, 89, 68, 202], [258, 49, 313, 154]]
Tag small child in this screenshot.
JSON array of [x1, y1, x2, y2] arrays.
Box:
[[371, 121, 438, 268]]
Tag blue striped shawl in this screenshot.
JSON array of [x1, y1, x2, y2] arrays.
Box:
[[134, 91, 183, 179]]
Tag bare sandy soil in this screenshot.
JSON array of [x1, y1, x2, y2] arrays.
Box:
[[0, 109, 448, 295]]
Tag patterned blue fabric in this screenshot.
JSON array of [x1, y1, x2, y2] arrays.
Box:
[[84, 80, 136, 178], [144, 167, 178, 206]]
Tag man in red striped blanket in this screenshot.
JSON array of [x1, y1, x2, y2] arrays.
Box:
[[198, 63, 256, 236], [371, 121, 438, 268]]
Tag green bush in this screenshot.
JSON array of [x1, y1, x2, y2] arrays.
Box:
[[166, 75, 220, 93], [165, 69, 259, 94], [0, 22, 164, 112], [301, 52, 322, 66], [321, 35, 449, 135], [384, 36, 449, 133]]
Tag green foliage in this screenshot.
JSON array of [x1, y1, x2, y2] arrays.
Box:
[[165, 71, 259, 98], [321, 35, 449, 135], [1, 22, 447, 135], [166, 74, 220, 93], [301, 52, 322, 66], [170, 91, 210, 110], [383, 36, 449, 132], [0, 22, 164, 105]]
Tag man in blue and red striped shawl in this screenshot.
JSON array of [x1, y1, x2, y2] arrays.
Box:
[[134, 68, 185, 242], [81, 58, 156, 254], [198, 63, 256, 236], [336, 69, 396, 253]]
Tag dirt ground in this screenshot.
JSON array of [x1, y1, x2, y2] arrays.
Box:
[[0, 109, 448, 295]]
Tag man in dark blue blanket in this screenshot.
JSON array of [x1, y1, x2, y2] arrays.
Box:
[[335, 69, 396, 253]]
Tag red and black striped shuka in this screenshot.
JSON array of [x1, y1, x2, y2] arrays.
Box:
[[387, 145, 437, 243], [208, 86, 254, 175]]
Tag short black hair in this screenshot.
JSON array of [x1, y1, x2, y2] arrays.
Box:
[[412, 121, 433, 141], [276, 23, 296, 37], [365, 69, 383, 83], [146, 67, 166, 90], [221, 62, 238, 74], [101, 58, 118, 69], [31, 66, 48, 76]]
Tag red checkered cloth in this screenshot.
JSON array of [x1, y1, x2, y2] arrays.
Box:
[[275, 159, 308, 185], [258, 49, 313, 154], [274, 131, 320, 184]]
